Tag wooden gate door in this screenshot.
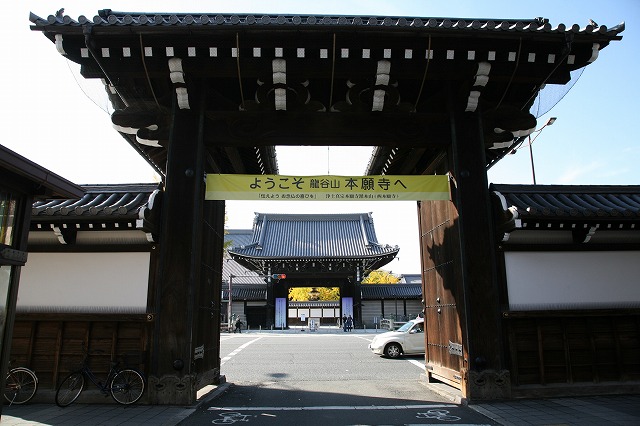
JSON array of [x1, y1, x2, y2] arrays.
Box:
[[418, 199, 466, 391]]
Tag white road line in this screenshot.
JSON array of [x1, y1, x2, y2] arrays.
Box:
[[220, 336, 263, 365], [354, 336, 425, 370], [209, 404, 456, 411], [407, 358, 426, 370]]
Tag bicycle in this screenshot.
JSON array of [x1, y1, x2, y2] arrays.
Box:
[[55, 345, 145, 407], [4, 362, 38, 405]]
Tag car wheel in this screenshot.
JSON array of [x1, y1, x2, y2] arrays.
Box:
[[384, 343, 402, 358]]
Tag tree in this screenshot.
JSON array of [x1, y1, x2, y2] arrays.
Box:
[[361, 269, 399, 284], [288, 287, 340, 301], [223, 214, 233, 252]]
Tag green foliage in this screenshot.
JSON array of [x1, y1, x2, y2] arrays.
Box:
[[361, 269, 400, 284]]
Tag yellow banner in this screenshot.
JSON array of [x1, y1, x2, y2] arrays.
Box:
[[205, 174, 450, 201]]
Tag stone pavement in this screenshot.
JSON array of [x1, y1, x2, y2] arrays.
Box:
[[0, 383, 230, 425], [469, 394, 640, 426], [1, 402, 195, 425]]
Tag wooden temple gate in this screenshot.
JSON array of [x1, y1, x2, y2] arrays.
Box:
[[25, 9, 624, 404]]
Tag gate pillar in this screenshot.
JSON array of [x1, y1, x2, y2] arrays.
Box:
[[449, 106, 509, 400], [149, 90, 222, 404]]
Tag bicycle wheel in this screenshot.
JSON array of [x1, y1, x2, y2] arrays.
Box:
[[4, 368, 38, 404], [110, 368, 145, 405], [55, 372, 85, 407]]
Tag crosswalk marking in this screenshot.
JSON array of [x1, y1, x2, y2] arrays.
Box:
[[220, 337, 263, 365]]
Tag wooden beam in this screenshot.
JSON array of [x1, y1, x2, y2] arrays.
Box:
[[204, 111, 449, 148]]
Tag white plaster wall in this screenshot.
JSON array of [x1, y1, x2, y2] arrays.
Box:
[[505, 251, 640, 310], [17, 252, 150, 313]]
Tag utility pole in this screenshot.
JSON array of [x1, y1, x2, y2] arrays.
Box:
[[228, 274, 234, 330]]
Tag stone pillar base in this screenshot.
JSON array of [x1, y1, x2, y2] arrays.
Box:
[[147, 374, 195, 405], [468, 369, 511, 400]]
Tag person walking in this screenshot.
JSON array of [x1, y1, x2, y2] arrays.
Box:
[[342, 315, 347, 332], [346, 315, 353, 332], [235, 318, 243, 333]]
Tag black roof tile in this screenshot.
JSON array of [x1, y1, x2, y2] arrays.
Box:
[[31, 183, 161, 220], [222, 285, 266, 301], [492, 184, 640, 221], [361, 284, 422, 299], [29, 11, 625, 39], [229, 213, 399, 260]]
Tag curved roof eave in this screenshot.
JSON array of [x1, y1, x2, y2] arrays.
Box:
[[228, 248, 400, 261]]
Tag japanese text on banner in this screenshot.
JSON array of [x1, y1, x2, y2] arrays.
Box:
[[205, 175, 450, 201]]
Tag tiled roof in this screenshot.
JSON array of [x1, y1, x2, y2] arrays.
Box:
[[229, 213, 399, 260], [492, 184, 640, 220], [32, 183, 161, 219], [223, 230, 266, 284], [29, 10, 624, 178], [222, 259, 264, 285], [222, 285, 266, 301], [225, 230, 254, 249], [491, 184, 640, 244], [222, 284, 423, 301], [29, 183, 162, 245], [361, 284, 422, 299], [30, 11, 624, 38]]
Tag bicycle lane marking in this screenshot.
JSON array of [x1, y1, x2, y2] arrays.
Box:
[[221, 336, 264, 366], [209, 406, 491, 426], [355, 335, 426, 371]]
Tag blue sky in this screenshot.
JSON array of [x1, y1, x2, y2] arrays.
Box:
[[3, 1, 638, 274]]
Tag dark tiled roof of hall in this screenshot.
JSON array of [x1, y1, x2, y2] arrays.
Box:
[[228, 213, 399, 259]]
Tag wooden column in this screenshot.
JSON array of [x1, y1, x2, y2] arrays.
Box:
[[193, 199, 224, 388], [448, 100, 509, 399], [150, 94, 206, 404], [0, 194, 32, 417]]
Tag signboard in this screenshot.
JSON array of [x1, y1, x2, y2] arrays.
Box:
[[194, 344, 204, 360], [275, 297, 287, 328], [342, 297, 353, 318], [205, 174, 449, 201]]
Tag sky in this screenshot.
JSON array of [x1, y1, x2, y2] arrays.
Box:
[[3, 1, 638, 275]]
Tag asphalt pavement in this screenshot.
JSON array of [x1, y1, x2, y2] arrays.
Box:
[[3, 328, 639, 425]]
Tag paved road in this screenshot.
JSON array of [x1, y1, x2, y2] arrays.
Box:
[[181, 332, 497, 425]]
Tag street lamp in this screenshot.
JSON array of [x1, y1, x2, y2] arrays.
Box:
[[528, 117, 557, 184]]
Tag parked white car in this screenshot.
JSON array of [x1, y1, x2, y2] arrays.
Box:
[[369, 318, 425, 358]]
